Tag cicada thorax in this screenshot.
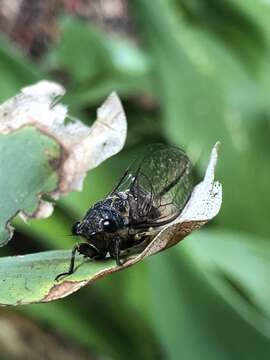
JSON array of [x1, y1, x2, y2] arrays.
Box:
[[104, 191, 152, 248]]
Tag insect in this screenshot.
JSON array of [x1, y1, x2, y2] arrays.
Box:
[[55, 144, 194, 281]]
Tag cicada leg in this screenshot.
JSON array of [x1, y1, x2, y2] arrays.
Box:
[[134, 227, 157, 241], [55, 244, 79, 281], [109, 237, 123, 266], [120, 236, 152, 257], [55, 242, 101, 281]]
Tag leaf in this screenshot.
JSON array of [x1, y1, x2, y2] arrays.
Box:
[[0, 127, 60, 246], [132, 0, 225, 154], [46, 16, 149, 82], [0, 81, 127, 245], [185, 230, 270, 328], [18, 277, 159, 360], [0, 35, 41, 102], [180, 0, 267, 70], [148, 237, 270, 360], [45, 16, 150, 108], [148, 228, 270, 359], [0, 250, 113, 306], [0, 143, 221, 305], [132, 0, 270, 239]]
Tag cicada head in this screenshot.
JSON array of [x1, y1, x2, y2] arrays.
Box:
[[71, 198, 128, 252]]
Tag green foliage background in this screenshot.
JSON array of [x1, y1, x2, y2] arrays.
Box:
[[1, 1, 270, 359]]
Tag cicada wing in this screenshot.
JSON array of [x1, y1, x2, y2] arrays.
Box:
[[109, 160, 138, 195], [132, 144, 194, 226], [111, 144, 194, 228]]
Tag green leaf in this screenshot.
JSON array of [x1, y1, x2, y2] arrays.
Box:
[[0, 127, 60, 245], [132, 0, 270, 240], [14, 207, 74, 250], [0, 36, 41, 101], [185, 229, 270, 325], [0, 249, 115, 306], [179, 0, 267, 71], [46, 16, 111, 84], [132, 0, 225, 155], [148, 229, 270, 359], [45, 16, 150, 108], [19, 277, 159, 360]]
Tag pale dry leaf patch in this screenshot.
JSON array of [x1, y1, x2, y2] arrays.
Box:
[[0, 80, 127, 221], [47, 143, 222, 302]]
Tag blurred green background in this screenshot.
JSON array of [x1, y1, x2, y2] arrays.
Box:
[[1, 0, 270, 359]]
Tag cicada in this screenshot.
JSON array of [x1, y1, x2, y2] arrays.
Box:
[[55, 144, 194, 280]]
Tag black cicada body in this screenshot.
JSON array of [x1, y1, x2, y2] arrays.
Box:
[[55, 144, 194, 281]]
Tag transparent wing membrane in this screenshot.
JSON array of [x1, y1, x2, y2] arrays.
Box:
[[112, 144, 194, 228]]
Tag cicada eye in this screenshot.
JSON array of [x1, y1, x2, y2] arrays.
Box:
[[102, 219, 117, 233], [72, 221, 81, 235]]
